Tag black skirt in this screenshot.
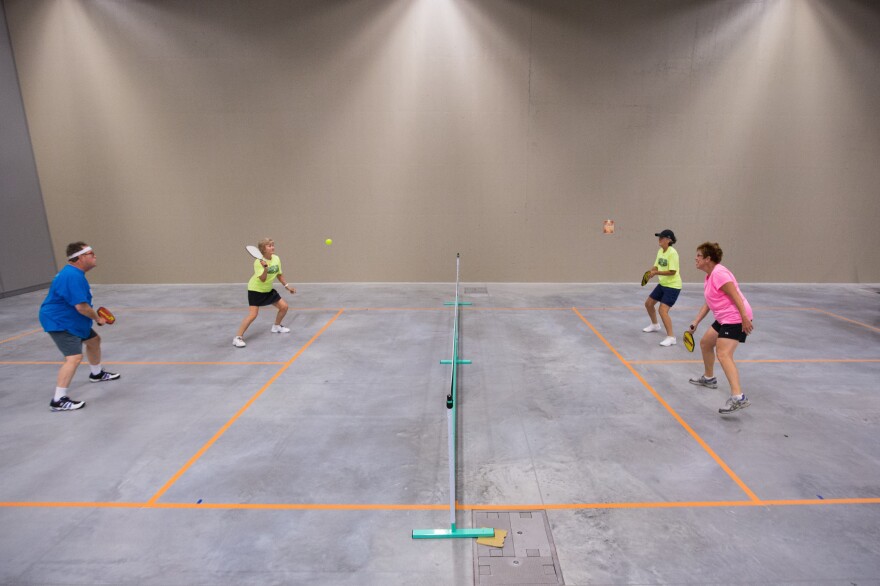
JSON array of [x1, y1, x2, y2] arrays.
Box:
[[248, 289, 282, 307]]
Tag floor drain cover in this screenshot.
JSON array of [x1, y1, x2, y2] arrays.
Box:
[[472, 510, 564, 585]]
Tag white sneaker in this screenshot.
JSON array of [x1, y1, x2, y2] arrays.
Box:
[[660, 336, 677, 347], [271, 324, 290, 333], [642, 323, 662, 333], [233, 336, 246, 348]]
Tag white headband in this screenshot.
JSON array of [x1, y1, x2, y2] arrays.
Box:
[[68, 246, 93, 260]]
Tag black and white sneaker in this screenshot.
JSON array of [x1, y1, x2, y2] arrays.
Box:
[[50, 396, 85, 411], [89, 370, 121, 383]]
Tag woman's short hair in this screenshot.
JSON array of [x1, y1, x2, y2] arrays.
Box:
[[697, 242, 723, 263], [257, 238, 274, 255]]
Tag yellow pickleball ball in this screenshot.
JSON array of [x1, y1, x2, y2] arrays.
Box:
[[325, 238, 333, 246]]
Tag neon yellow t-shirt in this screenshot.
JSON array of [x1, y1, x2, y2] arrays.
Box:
[[654, 246, 682, 289], [247, 255, 282, 293]]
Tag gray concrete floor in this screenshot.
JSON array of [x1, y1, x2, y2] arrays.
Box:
[[1, 282, 879, 585]]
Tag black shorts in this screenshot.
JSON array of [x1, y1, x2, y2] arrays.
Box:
[[48, 329, 98, 356], [248, 289, 281, 307], [712, 320, 748, 343]]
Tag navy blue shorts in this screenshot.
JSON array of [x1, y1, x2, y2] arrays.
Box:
[[48, 329, 98, 357], [649, 285, 681, 307], [712, 320, 748, 343]]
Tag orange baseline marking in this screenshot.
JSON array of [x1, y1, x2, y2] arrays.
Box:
[[153, 502, 445, 510], [0, 361, 286, 365], [346, 307, 568, 311], [572, 307, 761, 503], [146, 309, 344, 505], [2, 498, 879, 511], [458, 498, 880, 510], [629, 359, 880, 365], [116, 307, 343, 313]]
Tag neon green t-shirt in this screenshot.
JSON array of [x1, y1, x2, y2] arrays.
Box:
[[654, 246, 682, 289], [247, 255, 282, 293]]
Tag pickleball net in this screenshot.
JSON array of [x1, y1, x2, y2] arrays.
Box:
[[412, 253, 494, 539]]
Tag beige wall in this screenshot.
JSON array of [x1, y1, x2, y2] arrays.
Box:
[[5, 0, 879, 284]]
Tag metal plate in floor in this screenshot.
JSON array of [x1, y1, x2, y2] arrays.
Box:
[[472, 510, 564, 585]]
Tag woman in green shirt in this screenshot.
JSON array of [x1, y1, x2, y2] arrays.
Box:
[[233, 238, 296, 348], [642, 229, 682, 347]]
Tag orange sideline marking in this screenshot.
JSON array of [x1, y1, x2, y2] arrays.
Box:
[[146, 309, 344, 505], [811, 308, 880, 333], [0, 328, 41, 345], [572, 308, 761, 503]]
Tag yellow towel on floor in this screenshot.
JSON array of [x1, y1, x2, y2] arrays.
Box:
[[476, 528, 507, 548]]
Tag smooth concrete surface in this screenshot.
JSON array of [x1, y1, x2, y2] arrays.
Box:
[[1, 282, 879, 585]]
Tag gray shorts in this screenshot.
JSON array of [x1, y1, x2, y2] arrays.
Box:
[[47, 329, 98, 357]]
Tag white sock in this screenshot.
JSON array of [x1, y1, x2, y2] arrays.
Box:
[[90, 364, 102, 376], [733, 393, 744, 400], [54, 387, 68, 401]]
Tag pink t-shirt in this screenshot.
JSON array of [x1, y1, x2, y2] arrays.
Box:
[[704, 264, 753, 324]]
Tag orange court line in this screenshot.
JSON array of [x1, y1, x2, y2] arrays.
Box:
[[0, 328, 41, 345], [570, 306, 824, 312], [14, 305, 865, 316], [0, 361, 286, 365], [339, 307, 449, 311], [629, 358, 880, 365], [11, 358, 873, 367], [811, 308, 880, 333], [153, 502, 445, 510], [348, 307, 569, 311], [464, 307, 573, 311], [292, 307, 572, 311], [146, 309, 345, 505], [9, 357, 872, 366], [116, 307, 343, 312], [459, 498, 880, 510], [2, 497, 879, 511], [347, 305, 869, 313], [571, 307, 761, 503]]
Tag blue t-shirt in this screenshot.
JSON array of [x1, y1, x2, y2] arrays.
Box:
[[39, 265, 93, 338]]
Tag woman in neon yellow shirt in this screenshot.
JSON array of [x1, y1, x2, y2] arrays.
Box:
[[233, 238, 296, 348], [642, 229, 682, 347]]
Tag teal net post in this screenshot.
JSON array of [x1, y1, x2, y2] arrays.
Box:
[[413, 254, 494, 540]]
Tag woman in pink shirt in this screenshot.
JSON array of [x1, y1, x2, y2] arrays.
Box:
[[687, 242, 754, 414]]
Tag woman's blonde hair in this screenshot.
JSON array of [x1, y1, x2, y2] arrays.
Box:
[[257, 238, 274, 255]]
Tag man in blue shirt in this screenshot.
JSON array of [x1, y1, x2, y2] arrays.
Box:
[[39, 242, 120, 411]]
